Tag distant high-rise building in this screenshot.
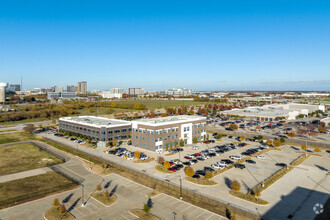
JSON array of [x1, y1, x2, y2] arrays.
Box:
[[129, 88, 145, 96], [53, 86, 64, 93], [67, 85, 78, 92], [0, 82, 8, 103], [6, 84, 21, 93], [78, 81, 87, 94]]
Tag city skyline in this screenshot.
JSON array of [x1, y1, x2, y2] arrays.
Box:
[[1, 0, 330, 91]]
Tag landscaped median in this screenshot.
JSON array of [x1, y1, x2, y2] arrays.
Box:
[[134, 157, 155, 163], [185, 176, 217, 185], [230, 191, 269, 205], [130, 209, 160, 220], [45, 206, 74, 220], [155, 165, 173, 174], [92, 192, 116, 206]]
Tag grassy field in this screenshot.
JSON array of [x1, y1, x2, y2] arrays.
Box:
[[0, 132, 37, 144], [0, 117, 52, 126], [0, 143, 63, 176], [0, 171, 78, 209], [0, 129, 17, 133]]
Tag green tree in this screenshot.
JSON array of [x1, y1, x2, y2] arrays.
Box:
[[193, 137, 198, 143], [143, 203, 150, 215], [280, 137, 285, 143], [207, 134, 210, 141], [257, 135, 263, 140], [229, 124, 238, 130], [179, 139, 184, 147], [88, 107, 93, 113], [216, 133, 222, 139], [157, 156, 164, 164]]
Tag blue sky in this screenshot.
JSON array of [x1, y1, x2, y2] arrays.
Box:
[[1, 0, 330, 91]]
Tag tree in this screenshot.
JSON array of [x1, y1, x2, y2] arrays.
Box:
[[179, 139, 184, 147], [266, 140, 272, 146], [163, 161, 171, 169], [23, 124, 36, 134], [280, 137, 285, 143], [112, 139, 117, 147], [273, 140, 281, 147], [96, 184, 102, 191], [288, 132, 296, 137], [88, 107, 93, 113], [318, 127, 328, 133], [106, 142, 111, 147], [52, 198, 60, 209], [157, 156, 164, 165], [104, 189, 110, 200], [184, 167, 195, 177], [174, 140, 178, 147], [205, 171, 213, 179], [301, 144, 307, 151], [229, 124, 238, 130], [193, 137, 198, 144], [240, 137, 245, 141], [257, 135, 263, 140], [231, 180, 240, 192], [134, 151, 141, 159], [314, 148, 321, 152], [207, 134, 210, 141], [60, 204, 67, 215], [216, 133, 222, 139], [143, 203, 150, 215]]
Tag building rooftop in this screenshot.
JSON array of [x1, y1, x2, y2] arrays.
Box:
[[132, 115, 206, 126], [59, 116, 131, 128]]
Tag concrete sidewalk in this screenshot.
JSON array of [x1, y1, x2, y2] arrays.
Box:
[[0, 167, 52, 183]]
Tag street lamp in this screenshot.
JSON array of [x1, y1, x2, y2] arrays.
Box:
[[179, 175, 182, 199], [81, 183, 84, 206], [173, 211, 177, 220]]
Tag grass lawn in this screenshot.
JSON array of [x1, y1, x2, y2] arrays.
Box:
[[130, 209, 160, 220], [0, 132, 37, 144], [185, 176, 217, 185], [45, 207, 74, 220], [0, 117, 52, 126], [134, 158, 155, 163], [92, 193, 116, 206], [0, 171, 78, 209], [0, 129, 17, 133], [0, 143, 63, 176]]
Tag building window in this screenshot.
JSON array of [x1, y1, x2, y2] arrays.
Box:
[[121, 129, 127, 132], [115, 129, 120, 133]]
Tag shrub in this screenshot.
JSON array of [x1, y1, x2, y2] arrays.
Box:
[[288, 132, 296, 137], [184, 167, 195, 177], [314, 148, 321, 152], [229, 124, 238, 130], [231, 180, 240, 192], [52, 198, 60, 208], [96, 184, 102, 191], [60, 204, 67, 215], [273, 140, 281, 147], [134, 151, 141, 159], [157, 156, 164, 165], [266, 140, 272, 146], [163, 161, 171, 169], [205, 171, 213, 179]]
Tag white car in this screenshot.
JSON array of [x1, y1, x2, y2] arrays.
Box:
[[155, 149, 164, 154], [192, 146, 199, 150], [256, 155, 265, 159], [127, 156, 134, 160], [211, 164, 225, 169], [217, 161, 227, 167], [229, 155, 242, 160]]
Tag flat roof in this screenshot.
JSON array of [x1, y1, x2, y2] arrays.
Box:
[[132, 115, 206, 126], [59, 116, 131, 128], [222, 108, 296, 117]]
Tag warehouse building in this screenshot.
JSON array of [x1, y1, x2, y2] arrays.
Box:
[[131, 115, 207, 151], [59, 116, 131, 142]]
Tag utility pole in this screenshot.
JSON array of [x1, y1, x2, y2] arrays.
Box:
[[179, 175, 182, 199], [81, 183, 84, 205]]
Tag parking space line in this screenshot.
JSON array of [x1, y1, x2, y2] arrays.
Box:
[[205, 214, 216, 220], [186, 208, 201, 216], [175, 202, 187, 209], [194, 210, 207, 219], [121, 214, 130, 220], [168, 200, 183, 208], [181, 205, 193, 213]]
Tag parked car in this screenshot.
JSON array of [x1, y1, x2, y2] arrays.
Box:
[[192, 146, 199, 150], [211, 164, 224, 169], [229, 155, 242, 160], [246, 159, 256, 164], [234, 164, 246, 169], [275, 163, 287, 167], [256, 155, 265, 159], [192, 174, 200, 179], [204, 167, 215, 172], [195, 170, 206, 176]]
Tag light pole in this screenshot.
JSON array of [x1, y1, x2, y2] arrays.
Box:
[[173, 211, 177, 220], [179, 175, 182, 199], [81, 183, 84, 206]]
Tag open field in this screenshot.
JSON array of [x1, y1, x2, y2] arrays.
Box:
[[0, 143, 63, 176], [0, 171, 78, 209], [0, 132, 37, 144]]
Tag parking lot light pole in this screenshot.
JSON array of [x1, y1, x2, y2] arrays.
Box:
[[81, 183, 84, 206], [179, 175, 182, 200], [173, 211, 177, 220]]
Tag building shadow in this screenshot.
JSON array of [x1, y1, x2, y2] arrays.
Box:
[[262, 187, 329, 220]]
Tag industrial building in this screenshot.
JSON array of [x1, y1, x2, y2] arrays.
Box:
[[222, 103, 325, 122], [67, 85, 78, 92], [47, 92, 76, 100], [59, 116, 132, 142], [131, 115, 207, 151], [166, 88, 194, 97]]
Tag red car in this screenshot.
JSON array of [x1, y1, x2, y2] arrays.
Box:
[[194, 153, 202, 157], [184, 156, 192, 160], [168, 167, 177, 172]]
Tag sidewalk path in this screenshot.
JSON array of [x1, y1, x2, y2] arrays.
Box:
[[0, 167, 51, 183]]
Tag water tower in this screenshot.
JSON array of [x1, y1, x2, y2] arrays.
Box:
[[0, 82, 8, 103]]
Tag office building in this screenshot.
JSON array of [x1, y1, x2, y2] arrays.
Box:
[[100, 88, 124, 99], [6, 84, 21, 93], [67, 85, 78, 92], [59, 116, 132, 142], [129, 88, 145, 96], [166, 88, 194, 97], [131, 115, 207, 151], [52, 86, 64, 93], [78, 81, 87, 94], [0, 82, 8, 103], [47, 92, 76, 100]]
